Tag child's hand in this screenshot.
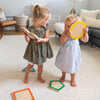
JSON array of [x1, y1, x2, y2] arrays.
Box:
[[83, 26, 88, 34], [80, 26, 89, 42], [22, 30, 27, 36], [65, 29, 72, 36], [34, 38, 42, 43], [25, 35, 30, 43], [67, 29, 72, 36]]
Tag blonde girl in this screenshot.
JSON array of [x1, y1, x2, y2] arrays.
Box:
[[55, 14, 88, 87], [24, 5, 53, 83]]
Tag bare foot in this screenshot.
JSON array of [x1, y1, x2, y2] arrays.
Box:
[[24, 77, 29, 84], [70, 80, 76, 87], [60, 77, 65, 83], [38, 77, 45, 83]]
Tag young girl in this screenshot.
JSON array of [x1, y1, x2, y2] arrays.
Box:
[[23, 5, 53, 83], [55, 14, 88, 87]]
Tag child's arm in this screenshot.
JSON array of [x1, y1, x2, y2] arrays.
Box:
[[22, 27, 31, 43], [60, 30, 70, 44], [24, 34, 30, 43], [34, 29, 49, 43], [80, 27, 89, 42]]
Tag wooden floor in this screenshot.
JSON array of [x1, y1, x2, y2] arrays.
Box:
[[2, 30, 55, 35]]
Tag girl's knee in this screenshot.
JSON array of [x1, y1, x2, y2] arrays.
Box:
[[26, 64, 33, 71], [27, 64, 33, 68], [38, 64, 43, 67]]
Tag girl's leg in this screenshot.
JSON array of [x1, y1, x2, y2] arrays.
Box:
[[37, 64, 45, 83], [60, 72, 66, 82], [24, 64, 33, 83], [70, 73, 76, 87]]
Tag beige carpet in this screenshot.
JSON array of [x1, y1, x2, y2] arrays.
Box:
[[0, 35, 100, 100]]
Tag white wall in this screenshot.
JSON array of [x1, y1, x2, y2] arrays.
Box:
[[88, 0, 100, 10], [0, 0, 88, 22]]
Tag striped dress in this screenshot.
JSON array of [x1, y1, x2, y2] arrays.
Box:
[[55, 37, 81, 73]]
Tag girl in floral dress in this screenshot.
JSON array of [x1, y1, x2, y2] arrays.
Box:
[[24, 5, 53, 83]]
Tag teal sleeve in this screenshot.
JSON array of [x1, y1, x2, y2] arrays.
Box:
[[44, 24, 49, 31], [28, 26, 32, 32]]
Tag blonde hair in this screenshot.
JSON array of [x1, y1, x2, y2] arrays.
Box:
[[65, 14, 79, 23], [33, 5, 50, 26]]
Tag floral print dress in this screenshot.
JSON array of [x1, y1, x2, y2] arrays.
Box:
[[24, 25, 53, 65]]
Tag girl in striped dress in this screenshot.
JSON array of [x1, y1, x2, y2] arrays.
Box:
[[55, 14, 88, 87]]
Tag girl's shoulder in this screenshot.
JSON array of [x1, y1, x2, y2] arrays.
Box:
[[28, 26, 35, 32], [41, 24, 48, 31], [44, 24, 48, 30], [28, 26, 34, 30], [28, 24, 48, 32]]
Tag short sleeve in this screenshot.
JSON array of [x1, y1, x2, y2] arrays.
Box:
[[44, 24, 48, 31], [28, 26, 34, 32], [28, 27, 30, 31]]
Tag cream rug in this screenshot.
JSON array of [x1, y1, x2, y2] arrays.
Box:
[[0, 35, 100, 100]]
